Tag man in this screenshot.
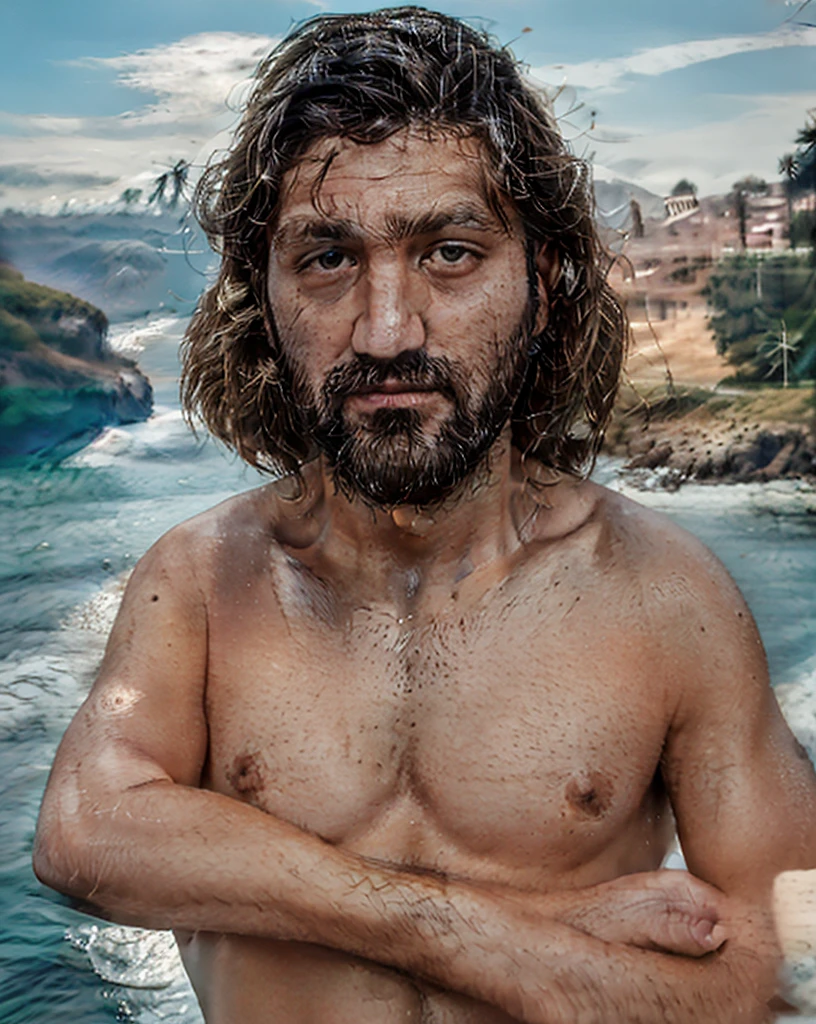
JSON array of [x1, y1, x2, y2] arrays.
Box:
[[33, 8, 816, 1023]]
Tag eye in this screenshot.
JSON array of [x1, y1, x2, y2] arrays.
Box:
[[424, 242, 481, 274], [314, 248, 353, 271], [436, 243, 468, 263], [297, 247, 356, 275]]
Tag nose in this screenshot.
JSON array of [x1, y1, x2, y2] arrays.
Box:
[[351, 257, 426, 358]]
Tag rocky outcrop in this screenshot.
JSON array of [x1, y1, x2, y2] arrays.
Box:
[[605, 386, 816, 489], [620, 427, 816, 487], [0, 266, 153, 463], [608, 417, 816, 489]]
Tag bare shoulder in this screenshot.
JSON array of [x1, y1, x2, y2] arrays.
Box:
[[583, 480, 746, 607], [572, 481, 766, 688], [132, 482, 288, 593]]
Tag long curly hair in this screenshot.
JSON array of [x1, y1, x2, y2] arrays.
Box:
[[181, 6, 627, 478]]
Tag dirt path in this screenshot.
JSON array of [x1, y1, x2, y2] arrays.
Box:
[[626, 304, 730, 388]]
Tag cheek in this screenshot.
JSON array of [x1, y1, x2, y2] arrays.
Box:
[[270, 285, 350, 379], [432, 274, 530, 360]]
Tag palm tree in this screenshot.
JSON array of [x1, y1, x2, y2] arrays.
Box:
[[167, 160, 190, 208], [148, 160, 190, 209], [796, 114, 816, 157], [779, 153, 799, 249], [148, 171, 169, 207]]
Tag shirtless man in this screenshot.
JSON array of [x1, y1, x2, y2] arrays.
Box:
[[33, 8, 816, 1023]]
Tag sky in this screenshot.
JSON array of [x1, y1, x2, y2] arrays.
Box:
[[1, 0, 815, 212]]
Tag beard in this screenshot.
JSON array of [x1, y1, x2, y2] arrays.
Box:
[[285, 305, 536, 510]]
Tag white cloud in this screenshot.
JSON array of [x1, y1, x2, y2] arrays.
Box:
[[534, 25, 816, 93], [595, 90, 816, 197], [0, 32, 280, 210], [1, 26, 815, 213], [74, 32, 277, 130]]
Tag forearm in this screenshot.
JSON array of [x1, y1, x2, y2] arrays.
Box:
[[33, 781, 776, 1024], [438, 883, 777, 1024]]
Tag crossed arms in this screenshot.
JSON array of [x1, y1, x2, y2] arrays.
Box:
[[33, 522, 816, 1023]]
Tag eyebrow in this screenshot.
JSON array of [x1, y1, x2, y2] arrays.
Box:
[[271, 202, 502, 251]]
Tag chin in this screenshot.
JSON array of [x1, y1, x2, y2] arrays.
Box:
[[324, 415, 500, 510]]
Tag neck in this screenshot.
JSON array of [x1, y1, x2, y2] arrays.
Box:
[[272, 431, 554, 615]]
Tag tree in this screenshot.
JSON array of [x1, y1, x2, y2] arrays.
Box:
[[732, 175, 768, 196], [795, 113, 816, 158], [778, 154, 799, 250], [671, 178, 697, 196], [729, 177, 769, 250], [793, 112, 816, 194], [148, 160, 190, 209], [120, 187, 143, 207]]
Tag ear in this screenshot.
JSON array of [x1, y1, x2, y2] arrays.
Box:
[[532, 243, 560, 335]]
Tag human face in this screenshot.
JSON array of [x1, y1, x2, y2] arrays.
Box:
[[266, 131, 549, 508]]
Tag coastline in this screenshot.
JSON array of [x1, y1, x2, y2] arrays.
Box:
[[605, 381, 816, 489], [605, 303, 816, 489]]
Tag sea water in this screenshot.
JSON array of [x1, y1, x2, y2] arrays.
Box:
[[1, 315, 815, 1023]]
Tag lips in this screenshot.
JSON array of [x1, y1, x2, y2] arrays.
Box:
[[346, 383, 438, 409], [351, 380, 435, 396]]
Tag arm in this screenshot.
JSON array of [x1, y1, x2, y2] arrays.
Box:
[[648, 535, 816, 1020]]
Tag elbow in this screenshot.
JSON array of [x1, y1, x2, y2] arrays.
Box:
[[33, 773, 111, 907], [32, 808, 97, 902]]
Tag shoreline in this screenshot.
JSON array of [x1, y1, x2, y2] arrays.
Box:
[[604, 382, 816, 490]]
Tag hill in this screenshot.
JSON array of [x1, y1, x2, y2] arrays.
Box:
[[0, 265, 152, 463]]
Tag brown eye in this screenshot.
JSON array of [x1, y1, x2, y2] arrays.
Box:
[[315, 248, 350, 270], [437, 244, 467, 263]]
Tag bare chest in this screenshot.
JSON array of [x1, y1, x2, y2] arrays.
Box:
[[203, 576, 671, 882]]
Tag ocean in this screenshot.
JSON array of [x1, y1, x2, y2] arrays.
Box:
[[1, 314, 815, 1022]]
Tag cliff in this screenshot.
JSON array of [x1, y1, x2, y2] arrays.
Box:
[[0, 266, 153, 463]]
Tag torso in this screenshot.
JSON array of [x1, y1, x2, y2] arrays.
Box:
[[176, 478, 677, 1022]]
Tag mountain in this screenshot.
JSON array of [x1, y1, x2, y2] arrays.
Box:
[[593, 179, 666, 230], [0, 209, 214, 322]]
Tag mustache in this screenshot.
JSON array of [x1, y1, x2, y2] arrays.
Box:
[[321, 351, 460, 409]]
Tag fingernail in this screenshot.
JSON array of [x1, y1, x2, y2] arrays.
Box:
[[708, 924, 727, 948]]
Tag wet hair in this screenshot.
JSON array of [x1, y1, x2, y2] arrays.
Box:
[[181, 5, 627, 479]]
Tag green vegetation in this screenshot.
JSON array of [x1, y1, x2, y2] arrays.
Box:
[[703, 254, 816, 384], [671, 178, 697, 196], [791, 209, 816, 250], [0, 265, 152, 462], [667, 254, 712, 285], [0, 264, 108, 358], [777, 110, 816, 250]]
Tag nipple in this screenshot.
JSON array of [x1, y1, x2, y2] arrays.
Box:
[[391, 506, 436, 537]]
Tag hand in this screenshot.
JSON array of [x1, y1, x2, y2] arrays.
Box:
[[555, 870, 728, 958]]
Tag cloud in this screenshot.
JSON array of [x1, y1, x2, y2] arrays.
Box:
[[0, 165, 116, 188], [535, 25, 816, 93], [0, 32, 280, 210], [74, 32, 279, 130], [0, 25, 814, 213], [595, 90, 816, 197]]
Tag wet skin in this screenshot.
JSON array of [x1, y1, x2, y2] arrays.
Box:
[[178, 470, 678, 1022], [34, 133, 816, 1024]]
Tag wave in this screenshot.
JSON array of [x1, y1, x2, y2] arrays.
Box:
[[108, 315, 189, 357]]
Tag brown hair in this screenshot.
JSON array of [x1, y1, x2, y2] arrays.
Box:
[[180, 5, 627, 477]]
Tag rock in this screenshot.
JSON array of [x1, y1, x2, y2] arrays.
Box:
[[627, 441, 673, 470], [752, 439, 798, 482], [606, 388, 816, 489]]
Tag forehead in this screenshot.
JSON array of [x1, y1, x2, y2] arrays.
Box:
[[273, 131, 515, 238]]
